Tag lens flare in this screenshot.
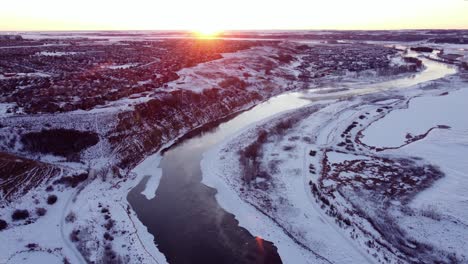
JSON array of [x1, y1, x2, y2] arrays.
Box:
[[255, 236, 264, 252]]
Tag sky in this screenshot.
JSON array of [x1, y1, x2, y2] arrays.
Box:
[[1, 0, 468, 31]]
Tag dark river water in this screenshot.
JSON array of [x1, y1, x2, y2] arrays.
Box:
[[127, 93, 312, 264], [127, 55, 454, 264]]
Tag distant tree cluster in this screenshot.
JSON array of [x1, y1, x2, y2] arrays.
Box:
[[410, 46, 434, 53], [21, 129, 99, 157]]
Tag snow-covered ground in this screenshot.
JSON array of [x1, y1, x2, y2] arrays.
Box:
[[104, 63, 139, 70], [200, 58, 467, 263], [378, 87, 468, 260], [362, 87, 468, 148], [0, 186, 79, 264], [35, 51, 80, 56], [0, 156, 168, 264], [0, 103, 17, 116], [0, 72, 51, 79]]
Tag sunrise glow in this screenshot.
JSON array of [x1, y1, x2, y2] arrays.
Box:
[[1, 0, 467, 31], [1, 0, 468, 261], [192, 28, 223, 39]]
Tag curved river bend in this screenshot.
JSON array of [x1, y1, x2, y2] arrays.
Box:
[[128, 56, 455, 264]]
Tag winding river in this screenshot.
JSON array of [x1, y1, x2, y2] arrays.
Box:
[[127, 54, 455, 264]]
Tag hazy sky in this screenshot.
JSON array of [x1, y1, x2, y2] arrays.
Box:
[[1, 0, 468, 31]]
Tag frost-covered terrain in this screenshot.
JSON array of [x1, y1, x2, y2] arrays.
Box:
[[202, 51, 468, 263]]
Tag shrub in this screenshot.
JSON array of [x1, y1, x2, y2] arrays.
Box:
[[47, 195, 58, 205], [12, 209, 29, 221], [462, 62, 468, 71], [65, 212, 76, 223], [239, 137, 264, 183], [53, 173, 88, 188], [420, 205, 442, 221], [70, 229, 80, 242], [104, 219, 115, 230], [319, 196, 330, 206], [243, 142, 260, 159], [36, 207, 47, 216], [271, 116, 302, 135], [103, 232, 114, 241], [343, 218, 352, 226], [282, 145, 295, 151], [257, 130, 268, 144], [0, 219, 7, 230], [26, 243, 38, 249], [274, 53, 295, 64], [403, 57, 423, 67]]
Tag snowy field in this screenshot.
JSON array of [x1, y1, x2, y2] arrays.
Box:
[[362, 88, 468, 148]]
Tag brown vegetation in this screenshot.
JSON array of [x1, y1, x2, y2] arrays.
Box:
[[0, 152, 60, 200]]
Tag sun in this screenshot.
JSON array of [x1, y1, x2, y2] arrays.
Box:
[[192, 27, 223, 39]]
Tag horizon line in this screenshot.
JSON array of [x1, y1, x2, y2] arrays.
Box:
[[1, 28, 468, 33]]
